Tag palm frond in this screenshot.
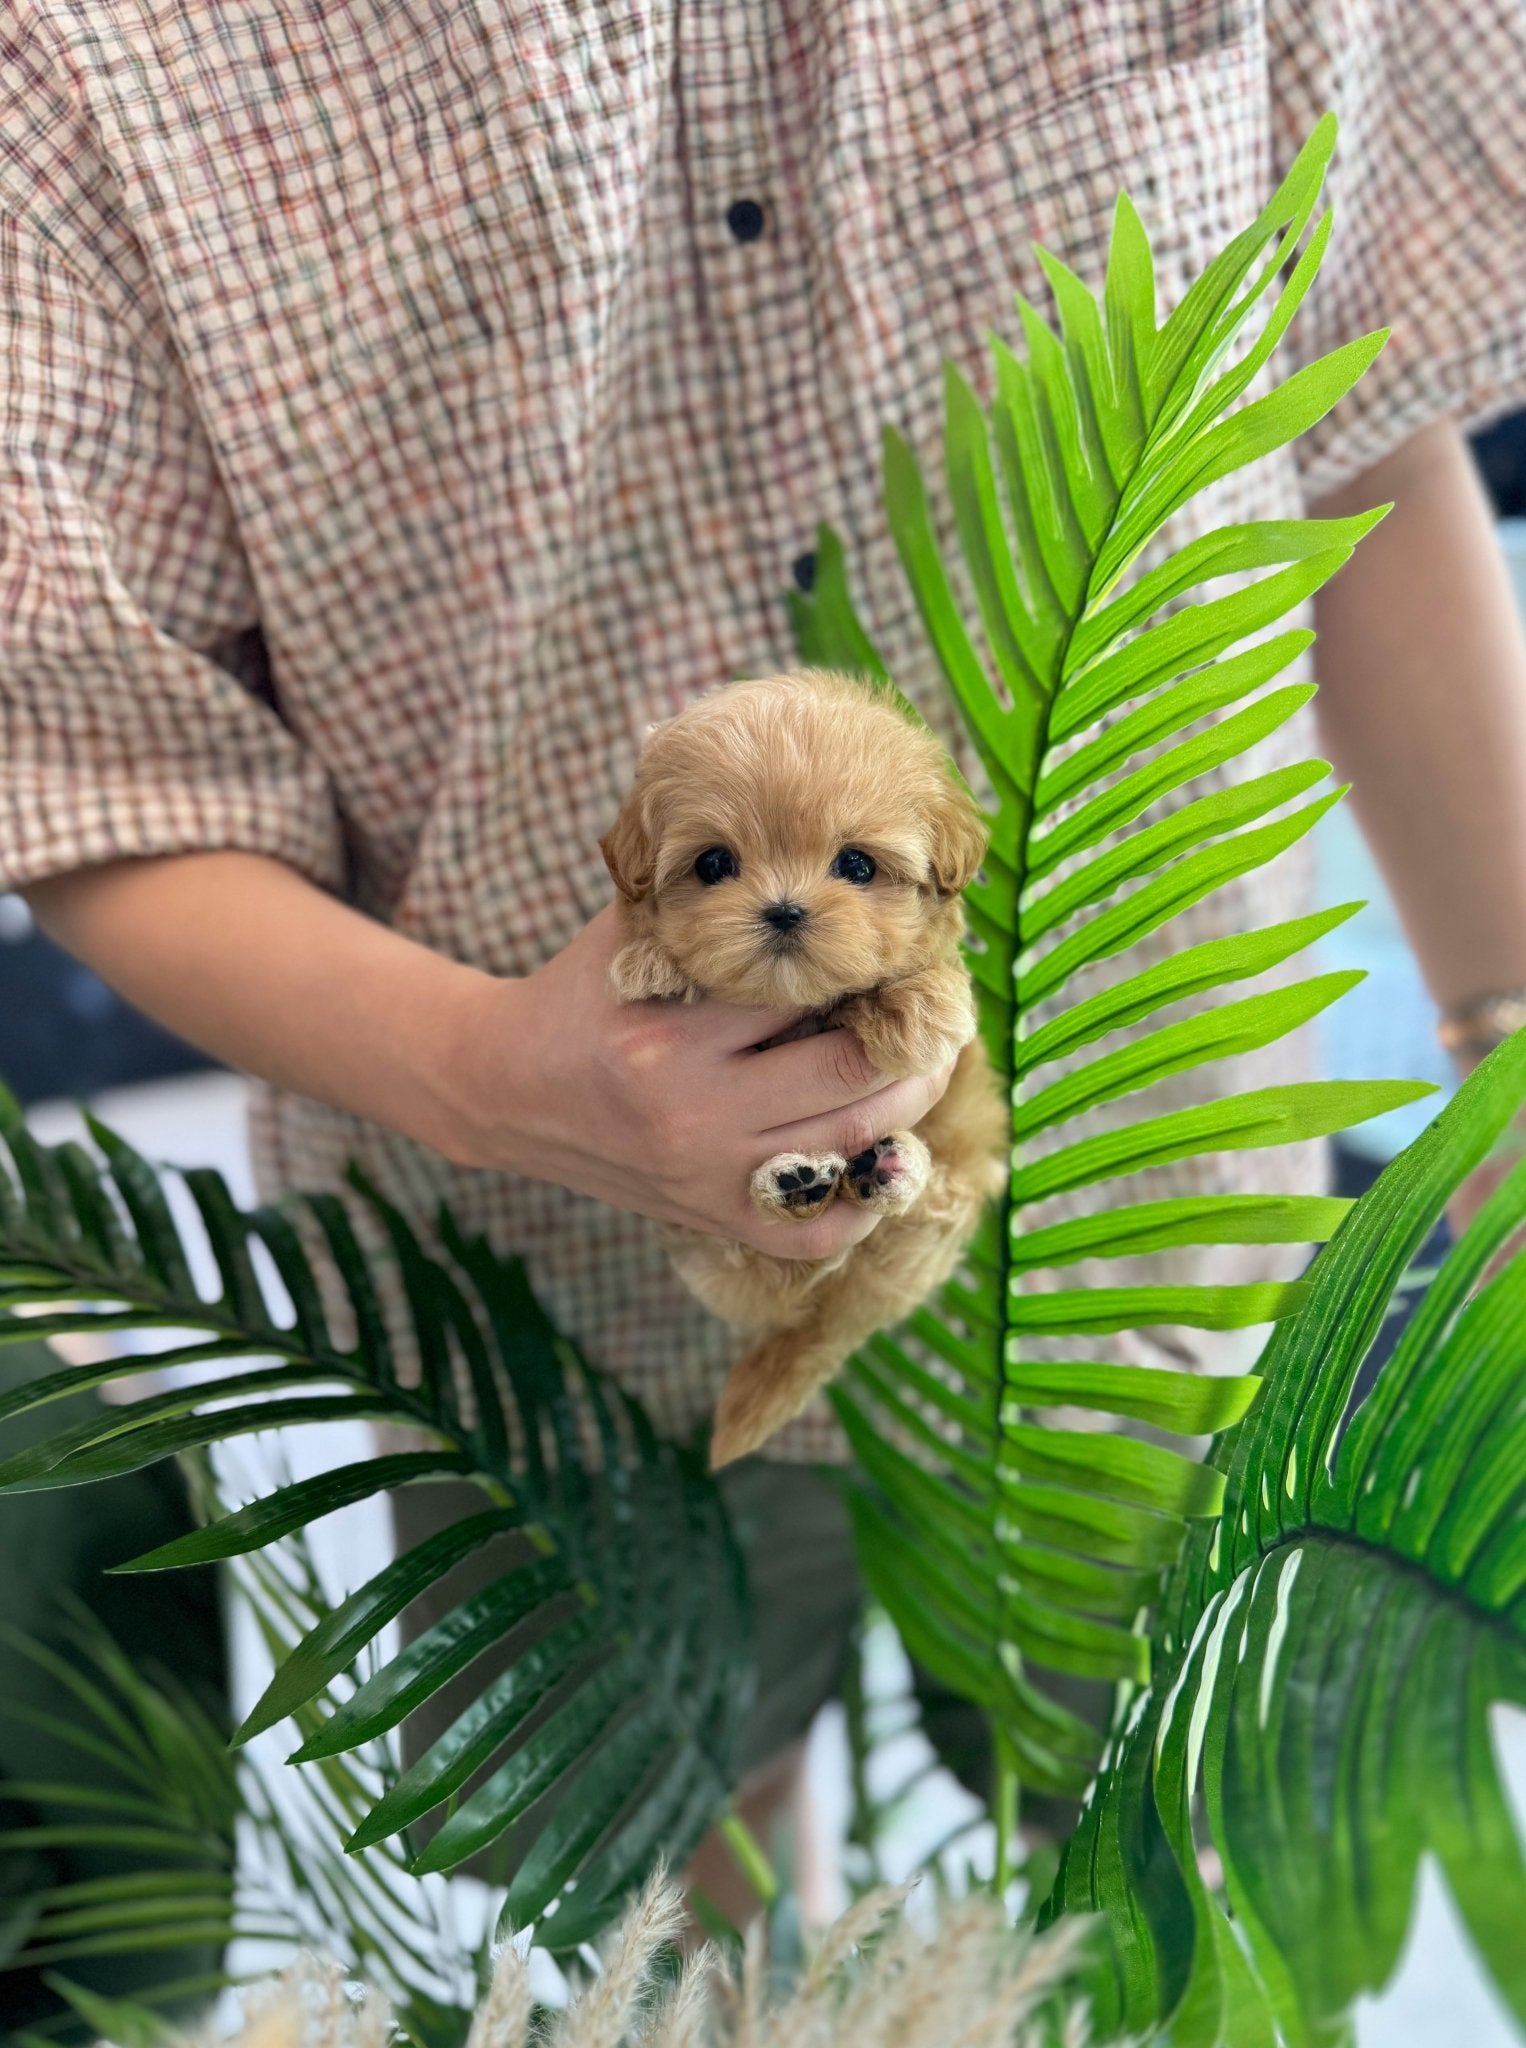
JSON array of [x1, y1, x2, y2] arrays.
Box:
[[225, 1510, 492, 2026], [0, 1085, 751, 1949], [0, 1576, 485, 2036], [790, 114, 1430, 1812], [0, 1613, 239, 1991], [1053, 1027, 1526, 2041]]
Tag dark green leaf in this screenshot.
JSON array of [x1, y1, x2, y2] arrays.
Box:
[[291, 1557, 579, 1759], [112, 1451, 476, 1572], [236, 1509, 520, 1742]]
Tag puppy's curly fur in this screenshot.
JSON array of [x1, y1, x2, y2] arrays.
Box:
[[601, 670, 1007, 1466]]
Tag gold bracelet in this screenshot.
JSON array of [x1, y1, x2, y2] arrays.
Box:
[[1437, 989, 1526, 1062]]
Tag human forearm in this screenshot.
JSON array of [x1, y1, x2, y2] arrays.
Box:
[[22, 856, 948, 1256], [1310, 417, 1526, 1011], [23, 851, 496, 1161]]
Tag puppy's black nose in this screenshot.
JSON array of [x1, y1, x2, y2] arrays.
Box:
[[761, 900, 807, 933]]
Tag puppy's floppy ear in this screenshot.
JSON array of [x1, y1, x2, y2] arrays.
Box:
[[926, 776, 988, 897], [600, 791, 657, 902]]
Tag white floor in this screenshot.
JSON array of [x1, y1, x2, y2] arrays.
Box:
[[22, 1070, 1526, 2042]]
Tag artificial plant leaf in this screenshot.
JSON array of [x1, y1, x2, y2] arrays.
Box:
[[235, 1509, 524, 1743], [1012, 977, 1363, 1141], [0, 1111, 752, 1948], [1013, 903, 1363, 1080], [1021, 762, 1336, 945], [110, 1451, 477, 1572], [1066, 514, 1381, 674], [1007, 1081, 1431, 1208], [1026, 681, 1318, 880], [1047, 549, 1352, 746], [1055, 1033, 1526, 2041], [789, 116, 1423, 1849], [0, 1617, 239, 2019]]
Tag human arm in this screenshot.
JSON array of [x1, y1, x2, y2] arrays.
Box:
[[1310, 415, 1526, 1223], [24, 854, 950, 1259], [1265, 0, 1526, 1227], [1311, 417, 1526, 1011]]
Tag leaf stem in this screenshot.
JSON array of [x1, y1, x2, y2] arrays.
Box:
[[718, 1810, 781, 1908], [992, 1734, 1020, 1892]]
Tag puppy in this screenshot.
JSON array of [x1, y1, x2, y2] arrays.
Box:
[[600, 670, 1008, 1466]]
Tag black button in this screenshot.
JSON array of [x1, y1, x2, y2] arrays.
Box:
[[792, 551, 817, 592], [726, 198, 766, 243]]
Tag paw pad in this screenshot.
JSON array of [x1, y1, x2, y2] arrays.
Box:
[[751, 1151, 847, 1220], [846, 1136, 899, 1194], [775, 1162, 834, 1212], [841, 1133, 929, 1214]]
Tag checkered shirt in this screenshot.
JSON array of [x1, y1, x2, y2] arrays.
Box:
[[4, 1, 1526, 1458]]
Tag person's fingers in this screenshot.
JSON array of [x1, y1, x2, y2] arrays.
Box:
[[765, 1059, 955, 1161], [712, 1005, 810, 1053], [655, 995, 807, 1055], [746, 1027, 887, 1129], [727, 1195, 883, 1262]]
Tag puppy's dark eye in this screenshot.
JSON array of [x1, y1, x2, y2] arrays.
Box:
[[831, 847, 876, 885], [694, 846, 738, 885]]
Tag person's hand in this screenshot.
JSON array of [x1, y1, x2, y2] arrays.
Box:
[[451, 904, 955, 1257]]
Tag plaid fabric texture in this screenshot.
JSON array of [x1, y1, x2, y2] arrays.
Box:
[[3, 1, 1525, 1456]]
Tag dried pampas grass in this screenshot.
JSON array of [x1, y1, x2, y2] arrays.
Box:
[[164, 1876, 1098, 2048]]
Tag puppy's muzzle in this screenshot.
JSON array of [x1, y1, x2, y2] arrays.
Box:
[[760, 900, 807, 938]]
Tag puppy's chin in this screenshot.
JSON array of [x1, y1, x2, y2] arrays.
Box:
[[654, 907, 898, 1011], [728, 945, 850, 1013], [674, 942, 855, 1012]]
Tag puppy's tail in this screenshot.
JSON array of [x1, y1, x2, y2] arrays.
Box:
[[709, 1319, 845, 1469]]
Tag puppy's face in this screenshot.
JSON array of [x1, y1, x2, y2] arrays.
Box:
[[601, 673, 987, 1009]]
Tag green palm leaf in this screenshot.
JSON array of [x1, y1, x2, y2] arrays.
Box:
[[0, 1614, 238, 1988], [0, 1613, 259, 2048], [0, 1579, 483, 2039], [1054, 1028, 1526, 2042], [789, 113, 1432, 1832], [222, 1519, 494, 2028], [0, 1084, 752, 1947]]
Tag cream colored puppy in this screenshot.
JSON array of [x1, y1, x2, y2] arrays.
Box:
[[601, 670, 1008, 1465]]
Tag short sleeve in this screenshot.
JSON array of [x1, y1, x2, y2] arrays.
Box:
[[1269, 0, 1526, 500], [0, 211, 344, 894]]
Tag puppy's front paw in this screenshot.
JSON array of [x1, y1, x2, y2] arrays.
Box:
[[608, 936, 694, 1002], [840, 1131, 931, 1216], [750, 1152, 846, 1222], [841, 969, 977, 1079]]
